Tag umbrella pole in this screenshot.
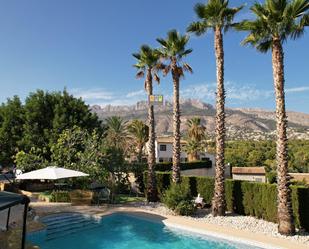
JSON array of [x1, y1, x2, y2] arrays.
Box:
[[21, 202, 29, 249]]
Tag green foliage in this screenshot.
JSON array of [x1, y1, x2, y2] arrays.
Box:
[[0, 89, 102, 166], [291, 186, 309, 230], [15, 147, 48, 172], [0, 96, 24, 166], [105, 116, 128, 150], [236, 0, 309, 53], [145, 172, 309, 231], [50, 126, 108, 183], [155, 160, 212, 171], [162, 182, 195, 216], [187, 0, 244, 33], [196, 176, 214, 205], [127, 119, 149, 163], [225, 140, 309, 173], [266, 171, 277, 183], [49, 191, 71, 202]]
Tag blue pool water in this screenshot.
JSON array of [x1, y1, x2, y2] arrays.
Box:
[[28, 213, 263, 249]]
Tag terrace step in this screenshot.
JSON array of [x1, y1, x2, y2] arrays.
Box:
[[40, 213, 101, 241]]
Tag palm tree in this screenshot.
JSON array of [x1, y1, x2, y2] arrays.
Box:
[[187, 0, 243, 216], [156, 30, 193, 184], [133, 45, 161, 202], [185, 117, 207, 161], [187, 117, 206, 141], [128, 119, 149, 163], [236, 0, 308, 235], [105, 116, 128, 150]]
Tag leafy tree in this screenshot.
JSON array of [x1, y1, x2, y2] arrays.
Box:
[[236, 0, 308, 235], [22, 90, 55, 152], [15, 147, 48, 172], [133, 44, 161, 202], [187, 0, 243, 216], [0, 96, 24, 166], [50, 126, 107, 182], [157, 30, 193, 183]]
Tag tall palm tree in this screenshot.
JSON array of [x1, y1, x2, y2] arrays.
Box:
[[236, 0, 308, 235], [133, 45, 161, 202], [128, 119, 149, 163], [187, 0, 243, 216], [105, 116, 128, 150], [156, 30, 193, 183]]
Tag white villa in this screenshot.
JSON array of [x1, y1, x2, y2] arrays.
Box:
[[155, 136, 215, 165]]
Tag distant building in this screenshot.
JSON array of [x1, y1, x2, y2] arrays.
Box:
[[289, 173, 309, 184], [232, 167, 266, 183], [154, 136, 215, 166]]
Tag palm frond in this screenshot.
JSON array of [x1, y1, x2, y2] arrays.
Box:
[[153, 73, 160, 84], [183, 63, 193, 73], [136, 71, 145, 79]]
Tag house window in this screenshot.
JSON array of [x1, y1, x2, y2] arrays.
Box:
[[160, 144, 167, 151], [159, 158, 164, 162]]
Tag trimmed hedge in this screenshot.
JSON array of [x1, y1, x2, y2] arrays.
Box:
[[144, 172, 309, 232], [129, 160, 212, 173], [155, 160, 212, 171]]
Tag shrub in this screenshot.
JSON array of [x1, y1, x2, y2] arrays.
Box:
[[266, 171, 277, 183], [49, 190, 71, 202], [162, 182, 195, 216], [174, 200, 196, 216]]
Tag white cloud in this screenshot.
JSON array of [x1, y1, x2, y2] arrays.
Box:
[[126, 89, 146, 98], [71, 88, 114, 101], [285, 86, 309, 93], [70, 83, 309, 107], [180, 81, 273, 103]]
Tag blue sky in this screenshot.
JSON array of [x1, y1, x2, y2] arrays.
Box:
[[0, 0, 308, 113]]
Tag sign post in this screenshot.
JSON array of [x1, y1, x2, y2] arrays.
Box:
[[148, 95, 164, 106]]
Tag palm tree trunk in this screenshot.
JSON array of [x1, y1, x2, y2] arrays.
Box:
[[171, 57, 181, 183], [272, 38, 295, 235], [146, 68, 158, 202], [212, 26, 226, 216]]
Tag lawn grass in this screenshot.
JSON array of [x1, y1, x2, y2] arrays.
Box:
[[114, 194, 145, 204]]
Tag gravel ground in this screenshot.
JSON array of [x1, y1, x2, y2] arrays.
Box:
[[134, 202, 309, 246]]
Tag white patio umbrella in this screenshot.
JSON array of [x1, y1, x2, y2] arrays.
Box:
[[16, 166, 88, 180]]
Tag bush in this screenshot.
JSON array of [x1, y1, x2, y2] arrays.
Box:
[[162, 182, 195, 216], [49, 191, 71, 202], [266, 171, 277, 183], [175, 200, 196, 216]]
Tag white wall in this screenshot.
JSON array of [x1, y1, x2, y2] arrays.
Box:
[[181, 165, 231, 178], [232, 174, 266, 183]]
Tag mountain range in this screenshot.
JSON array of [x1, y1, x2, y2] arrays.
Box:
[[90, 99, 309, 140]]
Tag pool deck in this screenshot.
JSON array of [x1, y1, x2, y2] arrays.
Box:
[[26, 202, 308, 249]]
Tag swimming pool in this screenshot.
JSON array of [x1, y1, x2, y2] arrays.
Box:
[[27, 213, 264, 249]]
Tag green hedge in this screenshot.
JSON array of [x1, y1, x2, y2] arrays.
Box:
[[144, 172, 309, 232], [155, 160, 212, 171], [130, 161, 212, 173]]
